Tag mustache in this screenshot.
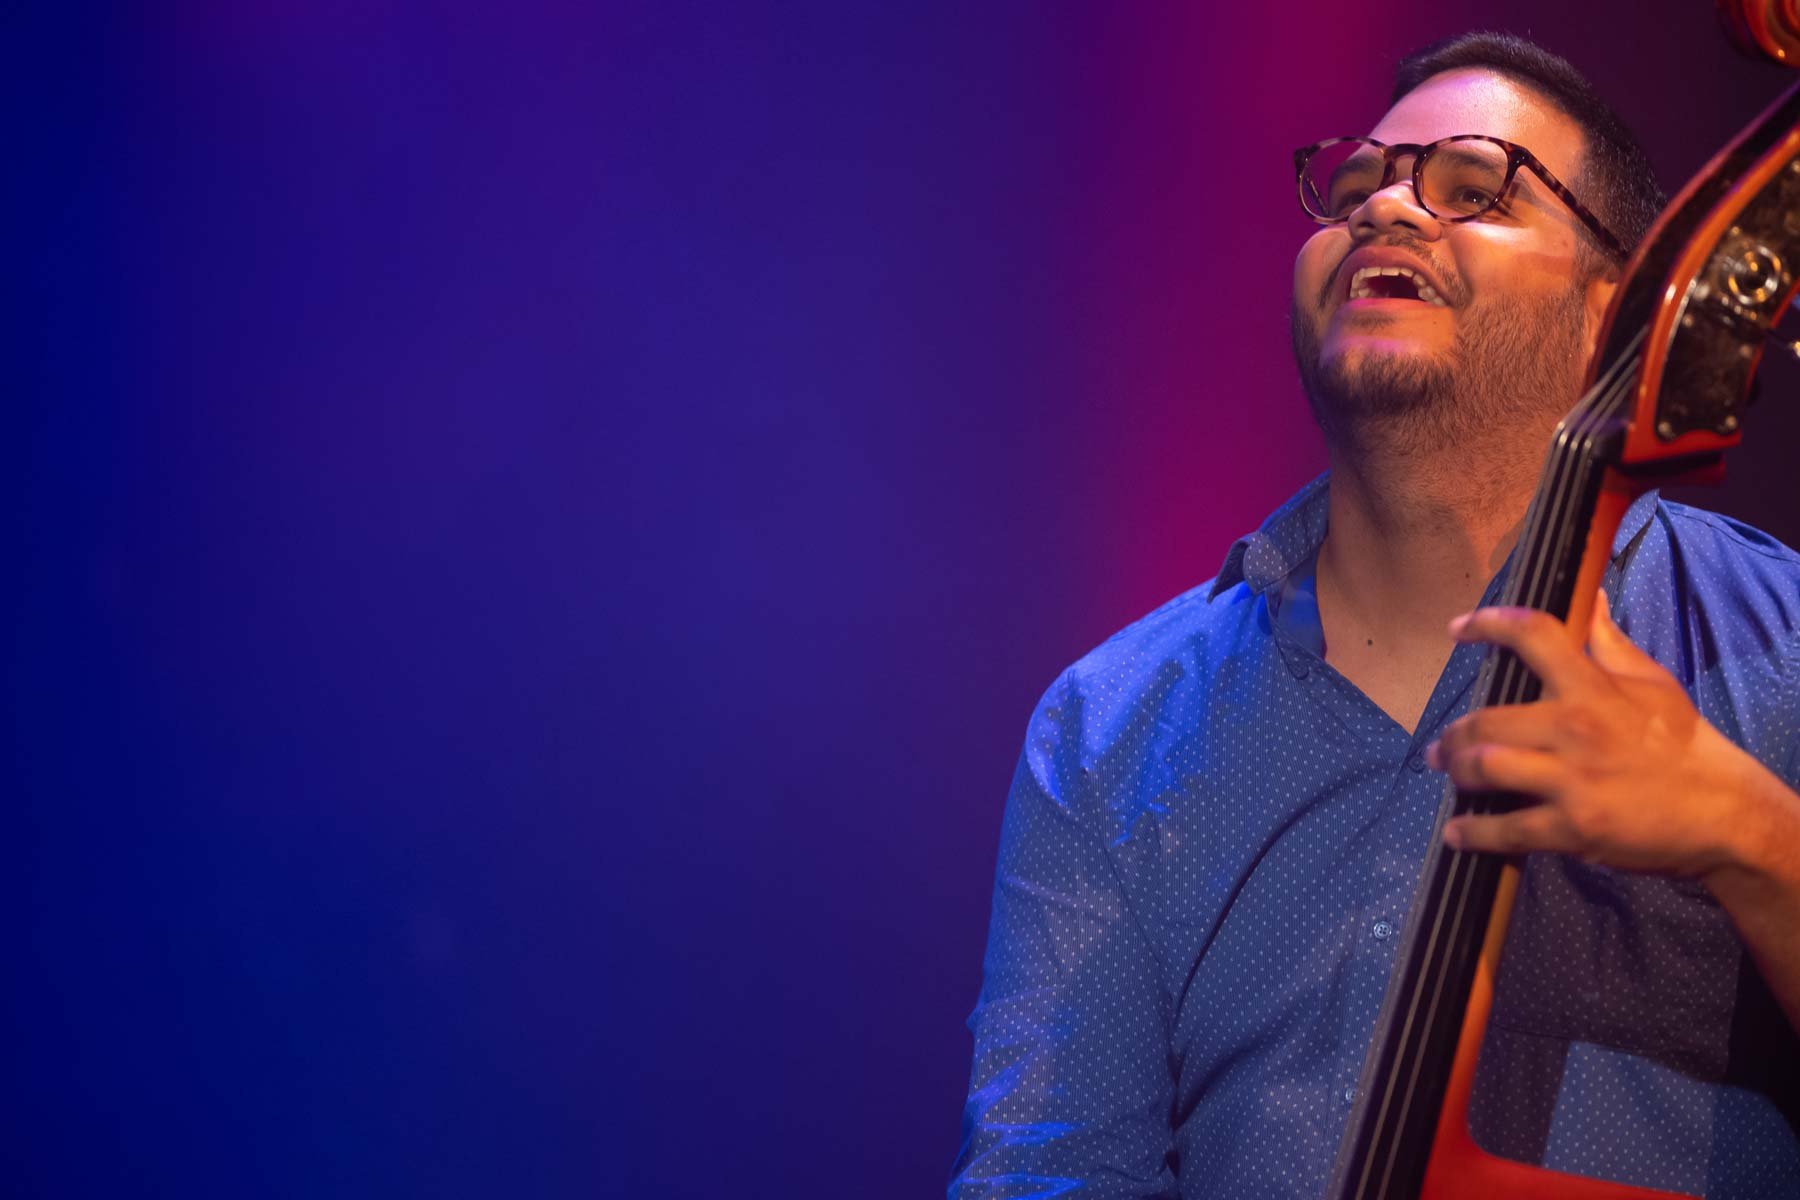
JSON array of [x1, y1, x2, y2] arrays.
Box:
[[1320, 237, 1463, 308]]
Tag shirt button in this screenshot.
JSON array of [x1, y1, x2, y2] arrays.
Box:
[[1341, 1085, 1356, 1104], [1372, 920, 1395, 941], [1407, 753, 1426, 773]]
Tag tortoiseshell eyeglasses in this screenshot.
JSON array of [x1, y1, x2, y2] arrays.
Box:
[[1294, 135, 1626, 259]]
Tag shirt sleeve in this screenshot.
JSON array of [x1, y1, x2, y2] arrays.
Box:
[[949, 672, 1179, 1198]]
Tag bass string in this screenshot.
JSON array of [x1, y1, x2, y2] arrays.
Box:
[[1370, 346, 1644, 1149], [1357, 463, 1601, 1199], [1353, 465, 1575, 1196], [1385, 348, 1641, 1076], [1357, 423, 1591, 1194], [1353, 339, 1646, 1193]]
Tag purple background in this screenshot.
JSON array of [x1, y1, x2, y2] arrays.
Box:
[[15, 3, 1800, 1196]]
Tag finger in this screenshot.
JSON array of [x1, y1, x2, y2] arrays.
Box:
[[1586, 590, 1668, 683], [1429, 702, 1567, 768], [1442, 743, 1565, 798], [1443, 805, 1572, 856], [1448, 606, 1600, 697]]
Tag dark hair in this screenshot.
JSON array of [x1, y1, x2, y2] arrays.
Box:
[[1392, 32, 1665, 263]]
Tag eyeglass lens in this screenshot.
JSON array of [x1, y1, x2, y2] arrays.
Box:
[[1301, 138, 1512, 222]]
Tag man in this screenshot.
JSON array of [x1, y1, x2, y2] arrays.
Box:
[[951, 33, 1800, 1199]]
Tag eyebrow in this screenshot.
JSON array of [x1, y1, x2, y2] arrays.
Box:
[[1429, 144, 1497, 171], [1327, 148, 1386, 193]]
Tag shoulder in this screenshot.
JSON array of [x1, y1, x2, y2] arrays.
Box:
[[1655, 498, 1800, 566], [1621, 500, 1800, 718], [1639, 500, 1800, 776], [1027, 575, 1262, 754], [1643, 499, 1800, 629], [1012, 577, 1261, 836]]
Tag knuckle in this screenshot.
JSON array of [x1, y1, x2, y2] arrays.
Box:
[[1443, 716, 1475, 750], [1503, 607, 1551, 640], [1561, 803, 1604, 856], [1481, 609, 1519, 637], [1561, 704, 1604, 744], [1473, 817, 1509, 852], [1500, 821, 1532, 854]]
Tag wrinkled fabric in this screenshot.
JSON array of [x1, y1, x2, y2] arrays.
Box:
[[951, 474, 1800, 1199]]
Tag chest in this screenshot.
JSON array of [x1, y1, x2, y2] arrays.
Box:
[[1316, 609, 1459, 736], [1320, 642, 1448, 735]]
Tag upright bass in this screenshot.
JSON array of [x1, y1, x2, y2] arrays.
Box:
[[1327, 4, 1800, 1196]]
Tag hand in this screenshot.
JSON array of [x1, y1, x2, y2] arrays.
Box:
[[1426, 593, 1763, 882]]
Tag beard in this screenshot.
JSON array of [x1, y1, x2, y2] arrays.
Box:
[[1290, 269, 1591, 462]]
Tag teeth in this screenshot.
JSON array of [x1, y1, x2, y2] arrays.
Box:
[[1348, 264, 1448, 306]]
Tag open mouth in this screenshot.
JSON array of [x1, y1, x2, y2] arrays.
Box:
[[1347, 265, 1447, 307]]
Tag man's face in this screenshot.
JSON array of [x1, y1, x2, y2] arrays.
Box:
[[1290, 68, 1607, 453]]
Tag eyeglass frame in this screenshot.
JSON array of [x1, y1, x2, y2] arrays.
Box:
[[1292, 135, 1626, 260]]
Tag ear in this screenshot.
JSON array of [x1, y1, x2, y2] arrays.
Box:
[[1581, 270, 1619, 357]]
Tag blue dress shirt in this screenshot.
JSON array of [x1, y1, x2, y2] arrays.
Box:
[[951, 475, 1800, 1198]]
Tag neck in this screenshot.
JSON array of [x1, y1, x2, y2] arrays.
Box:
[[1316, 416, 1551, 662]]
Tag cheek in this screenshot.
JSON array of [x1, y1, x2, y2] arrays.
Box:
[[1294, 231, 1342, 306], [1456, 231, 1579, 301]]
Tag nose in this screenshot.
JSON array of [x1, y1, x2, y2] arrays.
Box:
[[1348, 176, 1442, 242]]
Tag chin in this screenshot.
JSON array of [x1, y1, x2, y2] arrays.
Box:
[[1289, 295, 1457, 435], [1320, 338, 1449, 382], [1305, 342, 1458, 430]]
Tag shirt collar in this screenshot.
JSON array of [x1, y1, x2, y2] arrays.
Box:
[[1208, 472, 1661, 600]]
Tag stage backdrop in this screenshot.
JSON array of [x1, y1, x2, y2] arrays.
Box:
[[15, 3, 1800, 1196]]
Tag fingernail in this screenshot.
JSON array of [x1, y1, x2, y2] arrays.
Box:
[[1447, 614, 1470, 637]]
